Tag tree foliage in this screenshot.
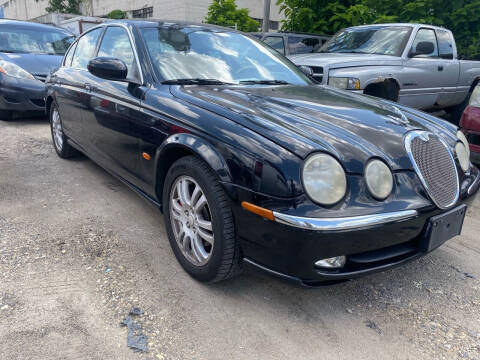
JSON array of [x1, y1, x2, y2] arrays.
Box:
[[107, 9, 127, 19], [205, 0, 260, 32], [276, 0, 480, 58], [45, 0, 82, 14]]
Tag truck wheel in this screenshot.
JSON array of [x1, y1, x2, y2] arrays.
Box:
[[163, 155, 242, 283], [447, 90, 472, 125], [364, 81, 399, 102]]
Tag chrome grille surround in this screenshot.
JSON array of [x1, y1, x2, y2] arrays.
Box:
[[404, 130, 459, 209]]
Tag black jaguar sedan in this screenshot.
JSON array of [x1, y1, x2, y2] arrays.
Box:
[[45, 20, 480, 286]]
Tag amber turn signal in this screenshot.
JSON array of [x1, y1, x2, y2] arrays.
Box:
[[142, 152, 151, 160], [241, 201, 275, 221]]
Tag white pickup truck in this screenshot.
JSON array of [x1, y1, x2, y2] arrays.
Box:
[[290, 23, 480, 118]]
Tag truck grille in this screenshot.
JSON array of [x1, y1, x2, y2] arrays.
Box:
[[405, 131, 459, 209], [310, 66, 323, 83]]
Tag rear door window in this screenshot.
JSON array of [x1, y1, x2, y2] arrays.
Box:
[[263, 36, 285, 55], [71, 27, 103, 69], [288, 36, 321, 55], [436, 30, 454, 59]]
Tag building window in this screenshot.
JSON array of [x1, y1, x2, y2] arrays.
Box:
[[132, 6, 153, 18]]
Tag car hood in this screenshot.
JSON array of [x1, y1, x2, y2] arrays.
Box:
[[171, 84, 456, 173], [0, 52, 63, 76], [289, 52, 402, 69]]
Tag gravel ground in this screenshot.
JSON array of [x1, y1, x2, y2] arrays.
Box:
[[0, 117, 479, 360]]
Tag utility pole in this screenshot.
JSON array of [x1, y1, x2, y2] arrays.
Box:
[[262, 0, 271, 33]]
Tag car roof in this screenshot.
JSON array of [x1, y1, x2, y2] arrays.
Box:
[[345, 23, 449, 31], [101, 19, 238, 33], [252, 31, 330, 37], [0, 19, 72, 33]]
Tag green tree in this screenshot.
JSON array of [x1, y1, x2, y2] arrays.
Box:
[[276, 0, 480, 58], [45, 0, 82, 14], [107, 9, 127, 19], [205, 0, 260, 32]]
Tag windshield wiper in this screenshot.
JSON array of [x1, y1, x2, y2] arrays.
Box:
[[161, 78, 233, 85], [239, 79, 290, 85]]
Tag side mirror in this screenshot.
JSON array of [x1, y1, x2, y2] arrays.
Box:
[[410, 41, 435, 57], [87, 57, 128, 81], [299, 65, 313, 77]]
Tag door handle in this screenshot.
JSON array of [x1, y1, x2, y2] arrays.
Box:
[[438, 66, 444, 71]]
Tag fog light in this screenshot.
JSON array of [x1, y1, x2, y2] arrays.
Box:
[[315, 256, 346, 269]]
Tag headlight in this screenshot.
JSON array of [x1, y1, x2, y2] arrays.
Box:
[[365, 159, 393, 200], [303, 153, 347, 205], [456, 130, 470, 172], [0, 60, 35, 80], [328, 77, 360, 90]]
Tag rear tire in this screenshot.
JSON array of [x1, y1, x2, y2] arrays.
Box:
[[49, 102, 78, 159], [163, 155, 242, 283]]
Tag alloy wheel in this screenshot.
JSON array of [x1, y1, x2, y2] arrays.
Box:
[[52, 108, 63, 151], [169, 175, 214, 266]]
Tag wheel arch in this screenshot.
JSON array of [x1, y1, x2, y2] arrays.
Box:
[[45, 95, 55, 117], [363, 78, 400, 102], [154, 133, 232, 204]]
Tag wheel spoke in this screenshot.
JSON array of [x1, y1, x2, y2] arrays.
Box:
[[194, 195, 207, 213], [191, 235, 208, 262], [177, 179, 191, 206], [171, 198, 183, 215], [197, 218, 212, 231], [197, 228, 214, 244]]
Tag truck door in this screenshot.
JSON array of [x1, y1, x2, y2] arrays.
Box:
[[401, 28, 444, 109], [435, 29, 461, 107]]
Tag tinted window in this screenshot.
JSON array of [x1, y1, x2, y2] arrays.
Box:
[[264, 36, 285, 55], [63, 42, 77, 67], [71, 28, 102, 69], [288, 36, 320, 55], [141, 27, 310, 85], [436, 30, 454, 59], [0, 25, 74, 55], [98, 26, 136, 77], [411, 28, 438, 58]]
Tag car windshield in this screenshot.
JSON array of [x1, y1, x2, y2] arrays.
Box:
[[318, 26, 412, 57], [0, 25, 74, 55], [141, 26, 311, 85]]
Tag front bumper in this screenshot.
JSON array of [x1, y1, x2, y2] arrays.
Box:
[[227, 166, 480, 287], [0, 74, 46, 113]]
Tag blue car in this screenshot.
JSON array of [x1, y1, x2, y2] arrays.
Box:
[[0, 19, 74, 120]]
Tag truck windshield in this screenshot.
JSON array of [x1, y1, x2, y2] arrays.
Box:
[[318, 26, 412, 57], [0, 25, 74, 55], [141, 26, 311, 85]]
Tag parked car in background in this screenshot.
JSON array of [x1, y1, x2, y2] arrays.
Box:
[[290, 24, 480, 118], [46, 21, 479, 286], [251, 31, 330, 56], [460, 84, 480, 164], [0, 19, 74, 120]]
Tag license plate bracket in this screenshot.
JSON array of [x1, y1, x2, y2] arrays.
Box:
[[420, 204, 467, 252]]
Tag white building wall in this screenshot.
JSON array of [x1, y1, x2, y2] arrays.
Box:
[[1, 0, 284, 28]]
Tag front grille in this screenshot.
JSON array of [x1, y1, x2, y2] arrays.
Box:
[[310, 66, 323, 83], [405, 131, 459, 209]]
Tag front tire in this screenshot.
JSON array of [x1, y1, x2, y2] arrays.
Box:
[[50, 102, 78, 159], [163, 156, 242, 283]]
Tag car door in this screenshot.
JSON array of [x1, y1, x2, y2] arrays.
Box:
[[401, 28, 444, 109], [435, 29, 461, 107], [57, 27, 104, 142], [81, 25, 146, 185]]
